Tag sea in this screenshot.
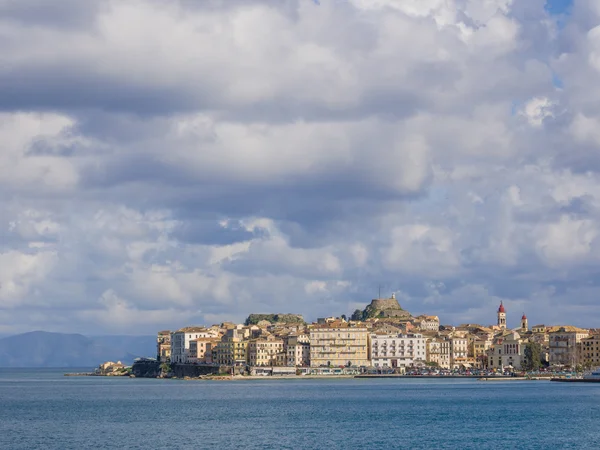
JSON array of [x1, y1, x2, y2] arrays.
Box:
[[0, 369, 599, 450]]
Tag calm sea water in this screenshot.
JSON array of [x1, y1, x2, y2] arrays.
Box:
[[0, 369, 599, 449]]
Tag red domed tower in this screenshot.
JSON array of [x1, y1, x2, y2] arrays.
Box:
[[521, 313, 528, 332], [497, 301, 506, 330]]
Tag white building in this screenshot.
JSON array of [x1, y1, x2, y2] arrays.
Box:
[[287, 342, 310, 367], [487, 331, 525, 370], [170, 327, 220, 363], [450, 335, 468, 369], [370, 333, 427, 368], [285, 334, 310, 366], [437, 334, 468, 369]]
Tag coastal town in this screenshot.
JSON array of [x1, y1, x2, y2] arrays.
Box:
[[145, 294, 600, 377]]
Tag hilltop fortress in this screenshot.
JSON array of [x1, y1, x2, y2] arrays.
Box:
[[355, 293, 413, 320], [367, 294, 412, 319]]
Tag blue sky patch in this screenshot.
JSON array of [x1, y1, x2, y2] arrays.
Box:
[[545, 0, 573, 15]]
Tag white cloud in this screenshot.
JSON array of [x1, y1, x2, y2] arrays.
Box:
[[1, 0, 600, 333], [535, 215, 598, 266], [0, 250, 58, 307], [0, 113, 79, 192], [520, 97, 556, 127], [384, 224, 461, 277]]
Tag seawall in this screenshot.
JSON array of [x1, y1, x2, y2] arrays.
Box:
[[131, 360, 223, 378]]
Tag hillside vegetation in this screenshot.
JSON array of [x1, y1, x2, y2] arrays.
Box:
[[244, 314, 305, 326]]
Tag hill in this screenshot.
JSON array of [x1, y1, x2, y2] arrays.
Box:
[[0, 331, 155, 368]]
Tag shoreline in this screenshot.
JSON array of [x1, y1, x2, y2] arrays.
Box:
[[64, 372, 558, 381], [64, 372, 131, 377]]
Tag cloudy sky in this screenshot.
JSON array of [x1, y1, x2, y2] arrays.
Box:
[[3, 0, 600, 335]]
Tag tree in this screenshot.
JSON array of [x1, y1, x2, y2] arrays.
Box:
[[351, 309, 364, 321], [523, 342, 542, 371]]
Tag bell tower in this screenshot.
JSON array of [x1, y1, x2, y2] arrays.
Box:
[[521, 313, 528, 332], [497, 302, 506, 330]]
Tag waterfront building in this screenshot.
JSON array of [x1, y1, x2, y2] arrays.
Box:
[[449, 334, 468, 369], [189, 337, 220, 364], [96, 361, 127, 375], [548, 326, 590, 367], [370, 333, 427, 368], [439, 338, 451, 369], [156, 330, 171, 362], [434, 332, 469, 369], [487, 331, 525, 370], [472, 337, 492, 368], [426, 338, 441, 366], [286, 334, 310, 367], [248, 336, 285, 367], [214, 327, 250, 366], [170, 327, 220, 363], [309, 321, 369, 367], [215, 338, 248, 366], [466, 334, 477, 358], [287, 342, 310, 367], [581, 335, 600, 367]]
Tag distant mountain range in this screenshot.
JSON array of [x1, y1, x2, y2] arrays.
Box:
[[0, 331, 155, 368]]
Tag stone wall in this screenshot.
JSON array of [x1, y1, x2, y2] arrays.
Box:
[[132, 360, 161, 378], [370, 298, 402, 311], [171, 364, 223, 378], [364, 297, 412, 320], [132, 360, 224, 378]]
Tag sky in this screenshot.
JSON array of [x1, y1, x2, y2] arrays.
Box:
[[1, 0, 600, 335]]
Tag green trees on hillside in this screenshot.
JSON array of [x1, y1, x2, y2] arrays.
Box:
[[351, 309, 364, 321], [244, 314, 305, 325]]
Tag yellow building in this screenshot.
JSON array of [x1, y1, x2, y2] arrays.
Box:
[[472, 337, 492, 368], [189, 337, 220, 364], [248, 336, 285, 367], [215, 328, 249, 366], [426, 338, 441, 366], [580, 335, 600, 368], [309, 321, 369, 368]]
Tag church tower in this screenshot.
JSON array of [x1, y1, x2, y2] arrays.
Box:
[[521, 313, 528, 332], [497, 301, 506, 330]]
